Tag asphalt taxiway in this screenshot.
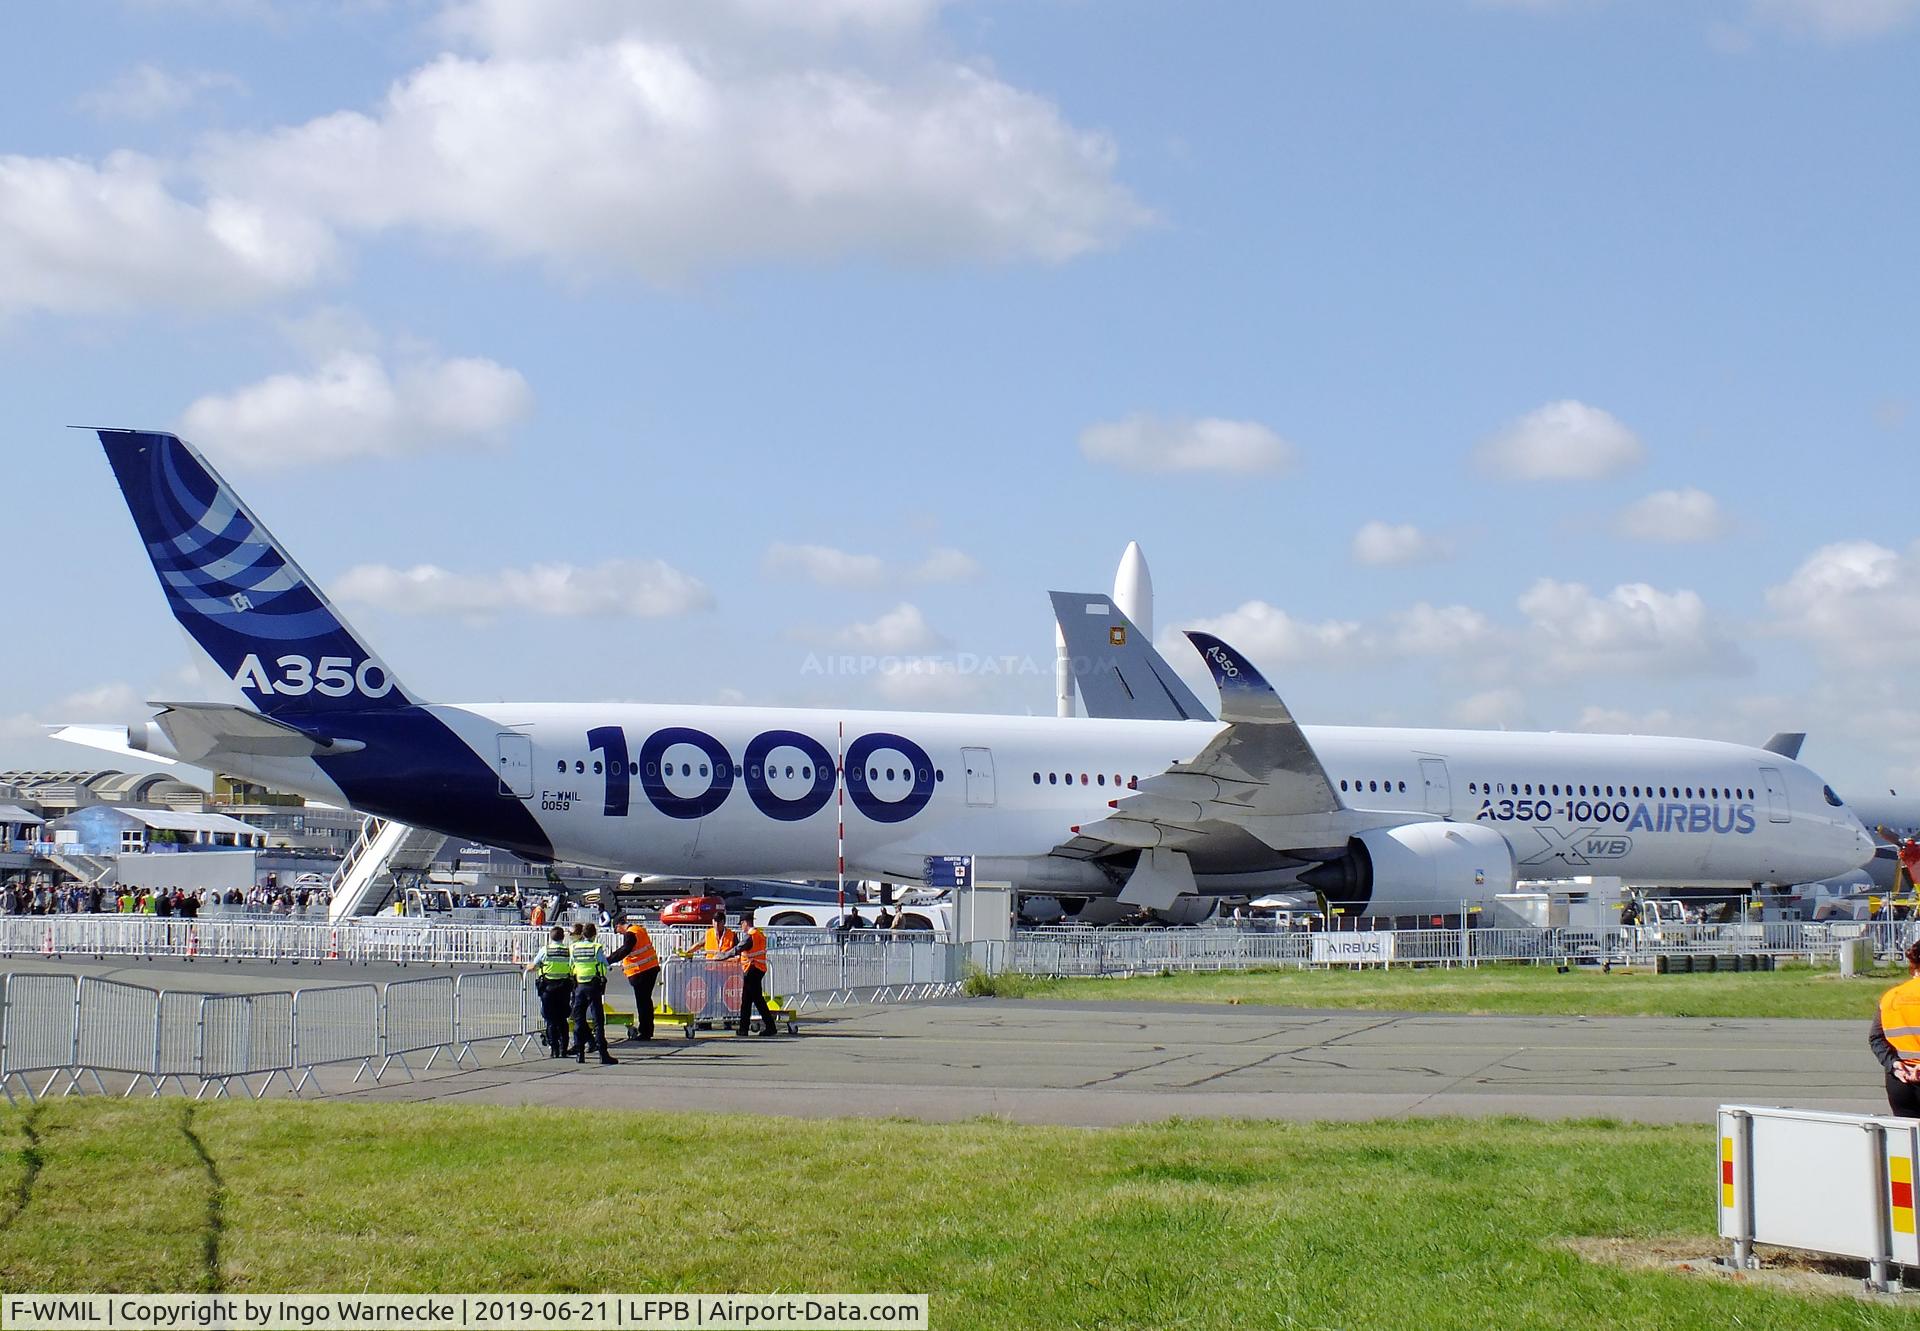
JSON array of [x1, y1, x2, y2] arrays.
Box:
[[1, 958, 1887, 1124]]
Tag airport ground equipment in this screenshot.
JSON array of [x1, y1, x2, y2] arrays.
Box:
[[325, 816, 448, 921], [1717, 1105, 1919, 1293]]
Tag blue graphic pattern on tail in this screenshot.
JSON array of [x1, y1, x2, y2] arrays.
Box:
[[99, 429, 410, 716]]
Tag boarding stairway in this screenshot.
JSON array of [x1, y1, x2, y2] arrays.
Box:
[[47, 851, 118, 889], [325, 816, 447, 922]]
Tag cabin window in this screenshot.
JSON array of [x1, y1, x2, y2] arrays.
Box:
[[1049, 773, 1058, 785], [555, 761, 565, 773], [574, 760, 585, 774]]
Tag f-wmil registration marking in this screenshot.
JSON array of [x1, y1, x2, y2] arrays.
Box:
[[1, 1295, 930, 1331]]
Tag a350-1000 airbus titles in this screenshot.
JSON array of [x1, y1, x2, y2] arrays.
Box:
[[67, 430, 1875, 920]]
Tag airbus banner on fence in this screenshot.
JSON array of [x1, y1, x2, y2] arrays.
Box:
[[1311, 932, 1396, 965]]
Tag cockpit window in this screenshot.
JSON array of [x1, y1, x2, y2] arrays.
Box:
[[1823, 785, 1844, 807]]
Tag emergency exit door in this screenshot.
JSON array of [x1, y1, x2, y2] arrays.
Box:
[[962, 747, 996, 807], [497, 733, 533, 798], [1419, 758, 1452, 816]]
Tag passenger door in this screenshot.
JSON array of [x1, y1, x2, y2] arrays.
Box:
[[497, 733, 534, 799], [1759, 766, 1790, 823], [1419, 758, 1452, 816], [962, 747, 996, 807]]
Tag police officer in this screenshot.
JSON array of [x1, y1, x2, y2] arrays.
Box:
[[606, 911, 661, 1041], [1869, 938, 1920, 1117], [522, 925, 575, 1058], [714, 917, 778, 1036], [568, 921, 618, 1065]]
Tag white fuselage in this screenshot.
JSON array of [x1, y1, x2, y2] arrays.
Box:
[[217, 702, 1875, 910]]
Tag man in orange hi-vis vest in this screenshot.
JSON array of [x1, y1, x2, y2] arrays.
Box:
[[714, 918, 778, 1037], [1869, 938, 1920, 1117], [607, 912, 661, 1041]]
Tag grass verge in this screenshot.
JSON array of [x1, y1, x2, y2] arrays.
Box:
[[0, 1100, 1912, 1328], [1005, 963, 1903, 1019]]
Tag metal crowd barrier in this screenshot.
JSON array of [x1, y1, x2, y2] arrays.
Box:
[[378, 976, 457, 1080]]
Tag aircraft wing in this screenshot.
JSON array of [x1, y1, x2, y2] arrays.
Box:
[[1054, 631, 1347, 859]]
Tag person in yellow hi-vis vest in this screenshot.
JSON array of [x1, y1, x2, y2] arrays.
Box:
[[713, 919, 778, 1037], [566, 922, 618, 1065], [606, 912, 661, 1041], [1869, 939, 1920, 1117]]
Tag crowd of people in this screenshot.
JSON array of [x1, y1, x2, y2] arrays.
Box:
[[0, 880, 334, 917]]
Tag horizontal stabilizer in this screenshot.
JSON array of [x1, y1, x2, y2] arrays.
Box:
[[148, 701, 366, 764]]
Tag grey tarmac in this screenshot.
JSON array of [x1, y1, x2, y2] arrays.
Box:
[[1, 960, 1889, 1124]]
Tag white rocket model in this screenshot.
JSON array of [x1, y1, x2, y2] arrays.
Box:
[[1056, 542, 1155, 717]]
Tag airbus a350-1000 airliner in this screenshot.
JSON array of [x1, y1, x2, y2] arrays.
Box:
[[74, 430, 1874, 920]]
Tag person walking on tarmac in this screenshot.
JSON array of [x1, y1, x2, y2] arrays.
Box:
[[523, 925, 575, 1058], [713, 917, 779, 1036], [606, 912, 661, 1041], [1870, 938, 1920, 1117], [567, 922, 618, 1065]]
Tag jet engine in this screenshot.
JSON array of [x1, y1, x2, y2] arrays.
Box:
[[1301, 822, 1516, 918]]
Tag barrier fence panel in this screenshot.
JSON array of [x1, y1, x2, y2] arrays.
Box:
[[245, 991, 295, 1092], [379, 976, 455, 1078], [199, 994, 253, 1087], [75, 977, 160, 1094], [290, 985, 379, 1092], [0, 973, 79, 1100], [453, 970, 535, 1063], [154, 991, 203, 1089]]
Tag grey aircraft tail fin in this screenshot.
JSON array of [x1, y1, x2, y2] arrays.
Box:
[[1048, 590, 1214, 722], [1762, 732, 1806, 760]]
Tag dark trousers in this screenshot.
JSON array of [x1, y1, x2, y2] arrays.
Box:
[[626, 968, 658, 1040], [569, 980, 608, 1057], [539, 980, 574, 1056], [737, 966, 776, 1035], [1888, 1069, 1920, 1118]]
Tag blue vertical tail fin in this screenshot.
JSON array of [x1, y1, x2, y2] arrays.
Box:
[[97, 429, 415, 716]]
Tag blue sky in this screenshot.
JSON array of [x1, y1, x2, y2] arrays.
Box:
[[2, 0, 1917, 795]]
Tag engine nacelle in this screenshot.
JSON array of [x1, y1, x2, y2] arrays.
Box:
[[1302, 822, 1516, 919]]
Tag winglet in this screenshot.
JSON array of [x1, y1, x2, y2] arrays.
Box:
[[1183, 631, 1293, 724], [1762, 732, 1806, 760]]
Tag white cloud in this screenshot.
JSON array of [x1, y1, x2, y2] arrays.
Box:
[[439, 0, 946, 56], [1748, 0, 1920, 40], [911, 547, 980, 583], [822, 603, 946, 653], [0, 682, 151, 747], [180, 346, 532, 468], [1475, 399, 1646, 481], [1079, 414, 1297, 474], [1450, 688, 1529, 728], [1767, 540, 1920, 661], [79, 64, 244, 120], [1574, 704, 1682, 735], [1352, 520, 1451, 567], [1387, 603, 1494, 656], [1614, 488, 1729, 543], [1517, 577, 1748, 676], [333, 559, 712, 620], [1174, 601, 1365, 666], [199, 11, 1145, 282], [763, 541, 979, 588], [0, 151, 335, 317]]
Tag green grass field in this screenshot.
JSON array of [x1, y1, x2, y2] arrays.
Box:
[[0, 1101, 1909, 1328], [994, 963, 1905, 1019]]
